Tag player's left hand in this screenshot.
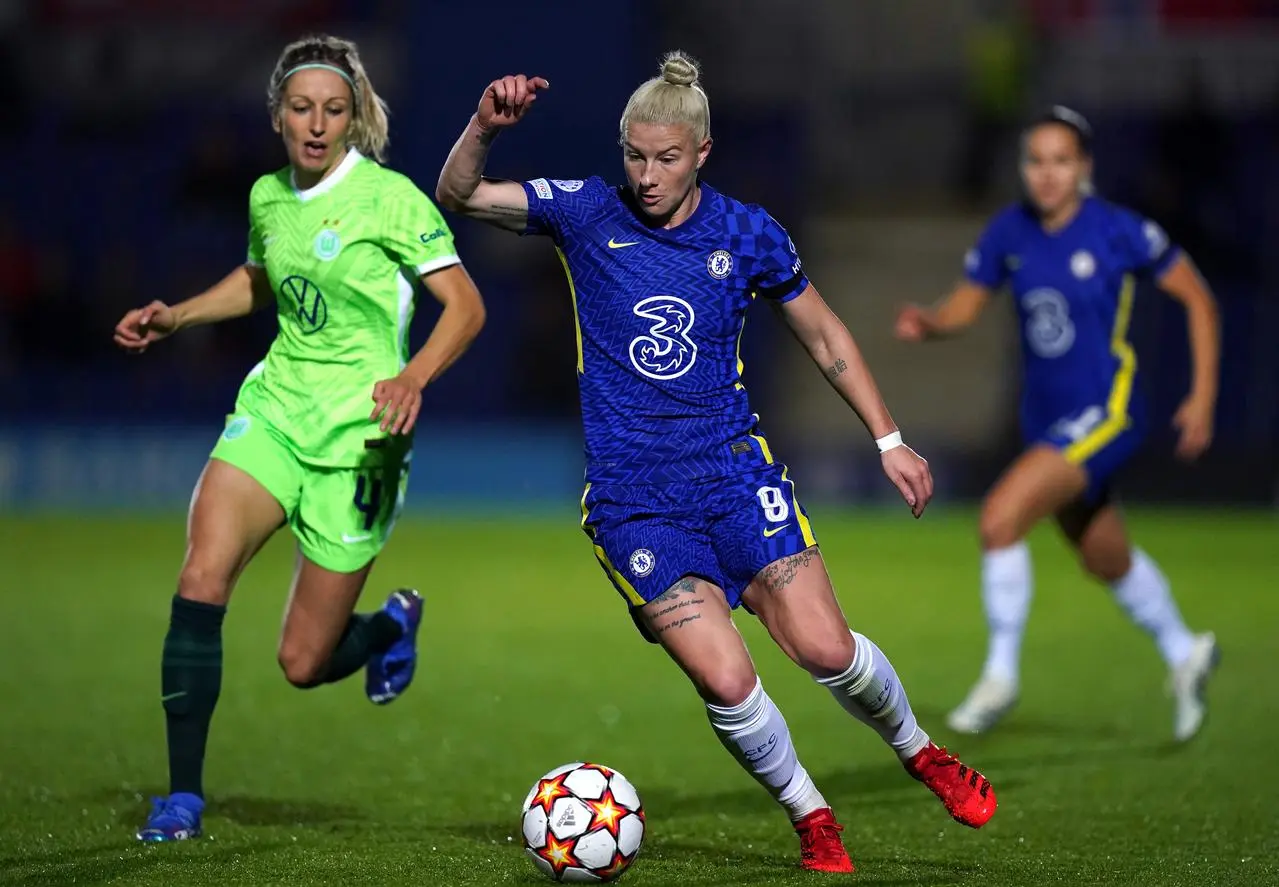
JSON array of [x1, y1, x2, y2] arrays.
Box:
[[370, 374, 423, 436], [881, 444, 933, 519], [1172, 395, 1214, 461]]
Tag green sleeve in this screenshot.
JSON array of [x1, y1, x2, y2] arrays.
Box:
[[380, 176, 460, 275]]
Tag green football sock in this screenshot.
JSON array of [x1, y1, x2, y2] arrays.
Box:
[[161, 595, 226, 798]]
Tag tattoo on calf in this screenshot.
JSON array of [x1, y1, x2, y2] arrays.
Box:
[[757, 546, 820, 593]]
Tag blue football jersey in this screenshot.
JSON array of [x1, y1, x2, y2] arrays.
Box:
[[964, 196, 1180, 438], [520, 176, 808, 484]]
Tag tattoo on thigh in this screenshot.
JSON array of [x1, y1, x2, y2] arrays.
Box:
[[757, 546, 820, 593], [647, 577, 705, 636]]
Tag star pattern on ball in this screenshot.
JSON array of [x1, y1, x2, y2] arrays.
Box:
[[536, 832, 580, 877], [581, 762, 615, 779], [600, 850, 632, 881], [530, 773, 571, 816], [588, 790, 627, 838]]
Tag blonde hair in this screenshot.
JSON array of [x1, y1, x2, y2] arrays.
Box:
[[619, 50, 710, 145], [268, 34, 391, 162]]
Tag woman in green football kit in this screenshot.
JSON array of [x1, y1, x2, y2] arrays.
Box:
[[113, 34, 487, 842]]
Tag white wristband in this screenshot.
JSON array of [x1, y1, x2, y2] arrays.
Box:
[[876, 431, 904, 454]]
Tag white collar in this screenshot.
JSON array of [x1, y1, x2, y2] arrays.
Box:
[[291, 148, 364, 201]]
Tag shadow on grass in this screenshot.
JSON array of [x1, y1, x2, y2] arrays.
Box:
[[914, 704, 1133, 743], [82, 785, 367, 831]]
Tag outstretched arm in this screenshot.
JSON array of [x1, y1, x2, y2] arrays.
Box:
[[1157, 253, 1220, 460], [114, 264, 273, 353], [171, 265, 275, 329], [894, 281, 991, 342], [776, 285, 933, 517], [435, 75, 549, 232]]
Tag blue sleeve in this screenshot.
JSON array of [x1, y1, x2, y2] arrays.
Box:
[[1113, 207, 1180, 278], [752, 211, 809, 303], [519, 176, 610, 241], [964, 212, 1013, 290]]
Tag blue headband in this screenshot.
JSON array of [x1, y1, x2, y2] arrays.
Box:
[[283, 62, 355, 87]]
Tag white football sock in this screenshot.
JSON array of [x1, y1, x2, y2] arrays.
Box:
[[816, 631, 929, 760], [981, 542, 1032, 684], [705, 679, 827, 823], [1111, 548, 1196, 667]]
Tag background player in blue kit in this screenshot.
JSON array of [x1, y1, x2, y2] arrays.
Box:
[[895, 106, 1221, 742], [437, 52, 997, 874]]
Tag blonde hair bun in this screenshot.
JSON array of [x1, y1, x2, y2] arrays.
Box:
[[661, 52, 699, 87]]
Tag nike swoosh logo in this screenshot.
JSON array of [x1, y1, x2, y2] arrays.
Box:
[[342, 532, 373, 544], [608, 237, 640, 249], [763, 525, 790, 538], [161, 691, 187, 702]]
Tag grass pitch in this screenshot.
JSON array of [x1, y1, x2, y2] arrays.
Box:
[[1, 507, 1274, 885]]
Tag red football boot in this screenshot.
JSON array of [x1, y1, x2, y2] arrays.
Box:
[[905, 742, 997, 828], [794, 807, 855, 873]]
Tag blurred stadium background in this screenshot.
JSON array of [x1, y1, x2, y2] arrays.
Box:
[[2, 0, 1276, 513]]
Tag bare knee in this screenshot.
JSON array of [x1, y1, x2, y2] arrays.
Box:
[[697, 666, 761, 709], [793, 627, 855, 679], [979, 498, 1024, 551], [177, 561, 233, 606], [277, 644, 326, 688]]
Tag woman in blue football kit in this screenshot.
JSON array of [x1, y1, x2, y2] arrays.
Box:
[[896, 106, 1221, 742], [437, 52, 996, 875]]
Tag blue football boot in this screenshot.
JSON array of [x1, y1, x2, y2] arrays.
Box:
[[136, 792, 203, 842], [365, 589, 423, 705]]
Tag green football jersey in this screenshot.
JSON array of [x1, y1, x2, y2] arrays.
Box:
[[237, 149, 459, 467]]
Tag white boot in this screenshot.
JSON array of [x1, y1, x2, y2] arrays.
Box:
[[946, 676, 1019, 734]]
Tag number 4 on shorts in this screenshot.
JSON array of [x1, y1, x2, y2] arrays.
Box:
[[353, 473, 384, 532]]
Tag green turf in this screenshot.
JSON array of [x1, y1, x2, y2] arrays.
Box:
[[1, 507, 1275, 886]]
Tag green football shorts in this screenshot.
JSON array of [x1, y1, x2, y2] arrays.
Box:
[[208, 412, 409, 573]]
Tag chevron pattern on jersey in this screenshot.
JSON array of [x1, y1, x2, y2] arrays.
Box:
[[236, 151, 457, 467], [524, 176, 808, 484]]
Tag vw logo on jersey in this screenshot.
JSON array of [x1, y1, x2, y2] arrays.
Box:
[[1070, 249, 1096, 280], [1022, 287, 1076, 358], [313, 228, 342, 261], [706, 249, 734, 280], [629, 295, 698, 380], [629, 548, 655, 577], [281, 275, 328, 334]]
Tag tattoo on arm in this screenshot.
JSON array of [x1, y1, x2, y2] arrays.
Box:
[[756, 546, 819, 594], [825, 358, 848, 380], [487, 204, 527, 218], [646, 577, 706, 636]]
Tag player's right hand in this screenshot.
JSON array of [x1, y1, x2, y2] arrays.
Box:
[[476, 74, 549, 131], [893, 304, 929, 343], [114, 300, 177, 353]]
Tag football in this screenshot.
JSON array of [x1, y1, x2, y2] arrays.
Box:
[[520, 762, 646, 883]]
